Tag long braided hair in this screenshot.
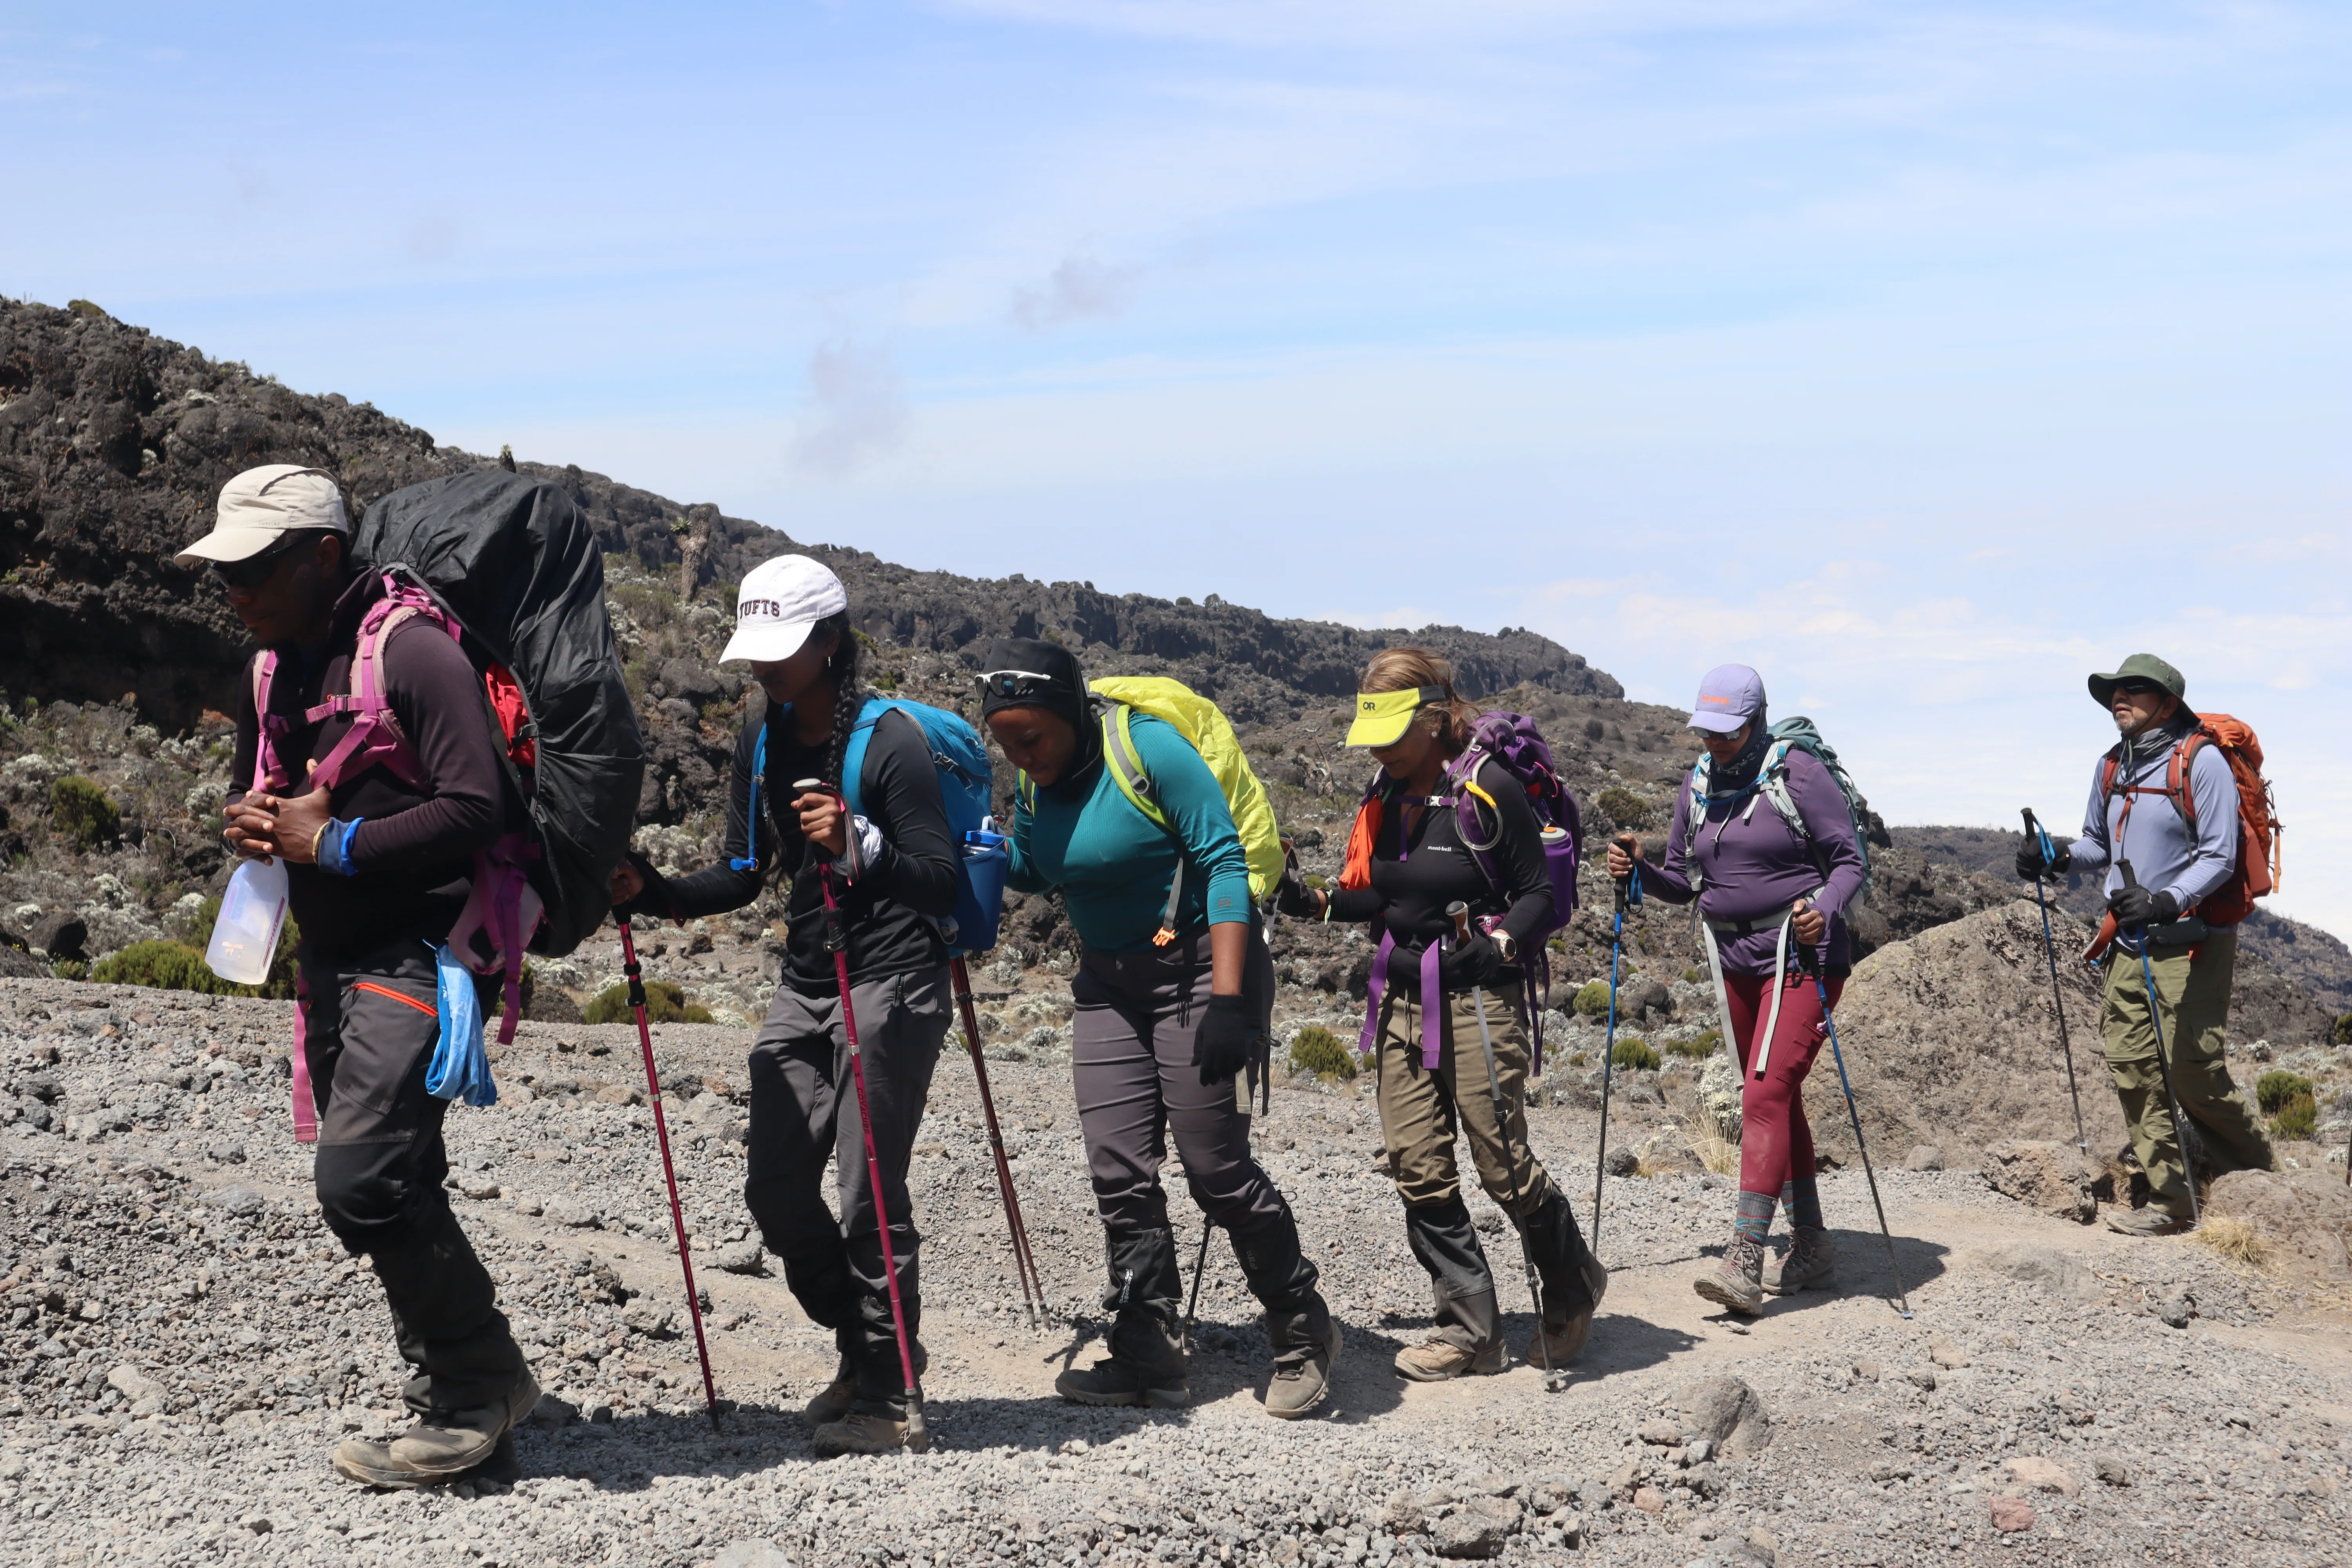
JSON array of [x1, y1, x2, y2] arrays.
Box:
[[815, 611, 864, 789]]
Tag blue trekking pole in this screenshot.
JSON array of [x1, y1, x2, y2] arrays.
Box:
[[1590, 858, 1640, 1247], [2020, 809, 2090, 1154], [1796, 936, 1911, 1319], [2118, 860, 2200, 1227]]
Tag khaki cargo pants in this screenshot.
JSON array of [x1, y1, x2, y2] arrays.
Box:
[[1374, 980, 1557, 1216], [2100, 927, 2274, 1216]]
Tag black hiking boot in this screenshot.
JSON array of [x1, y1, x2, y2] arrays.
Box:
[[1057, 1226, 1188, 1409]]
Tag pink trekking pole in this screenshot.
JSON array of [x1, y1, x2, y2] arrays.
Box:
[[809, 785, 928, 1450], [617, 917, 721, 1426]]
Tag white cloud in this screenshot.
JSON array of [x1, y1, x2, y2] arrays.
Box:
[[1009, 256, 1146, 332], [790, 337, 910, 476]]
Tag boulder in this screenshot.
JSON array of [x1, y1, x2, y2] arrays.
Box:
[[1983, 1140, 2102, 1224], [1677, 1374, 1772, 1458], [1431, 1496, 1521, 1559], [2005, 1456, 2080, 1497], [2206, 1169, 2352, 1279], [31, 913, 87, 961]]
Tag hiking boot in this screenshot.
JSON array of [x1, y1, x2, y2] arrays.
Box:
[[1693, 1231, 1766, 1317], [805, 1338, 927, 1427], [331, 1368, 539, 1489], [2105, 1206, 2193, 1238], [1525, 1309, 1592, 1369], [1264, 1305, 1341, 1420], [1764, 1226, 1837, 1295], [1394, 1334, 1507, 1382], [1054, 1356, 1189, 1408], [812, 1408, 914, 1457]]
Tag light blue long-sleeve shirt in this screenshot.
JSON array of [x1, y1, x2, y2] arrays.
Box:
[[2064, 725, 2239, 920], [1005, 713, 1253, 953]]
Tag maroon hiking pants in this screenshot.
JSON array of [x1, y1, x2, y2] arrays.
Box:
[[1721, 971, 1844, 1200]]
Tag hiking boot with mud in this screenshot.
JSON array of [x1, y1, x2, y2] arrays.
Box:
[[1264, 1307, 1341, 1419], [1695, 1231, 1767, 1316], [331, 1370, 540, 1490], [1765, 1226, 1837, 1294], [2105, 1206, 2194, 1238], [1394, 1333, 1507, 1381]]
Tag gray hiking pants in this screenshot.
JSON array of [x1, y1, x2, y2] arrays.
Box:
[[744, 965, 949, 1365], [1071, 928, 1289, 1245]]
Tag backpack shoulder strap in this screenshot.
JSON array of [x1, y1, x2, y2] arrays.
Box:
[[1100, 704, 1170, 832], [838, 695, 892, 822], [2169, 730, 2207, 830], [730, 706, 772, 873], [1758, 740, 1813, 845]]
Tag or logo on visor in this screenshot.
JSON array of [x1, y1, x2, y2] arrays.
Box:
[[740, 598, 782, 620]]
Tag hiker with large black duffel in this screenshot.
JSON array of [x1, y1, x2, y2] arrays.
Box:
[[2014, 653, 2278, 1237], [1280, 648, 1601, 1382], [610, 554, 960, 1455], [979, 637, 1341, 1420], [193, 466, 586, 1487], [1606, 664, 1868, 1316]]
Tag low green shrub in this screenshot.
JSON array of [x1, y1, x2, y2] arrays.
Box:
[[585, 979, 712, 1025], [2272, 1091, 2318, 1142], [1566, 1052, 1589, 1068], [2257, 1071, 2314, 1115], [1611, 1037, 1660, 1071], [51, 776, 121, 850], [1287, 1025, 1356, 1080], [1595, 786, 1651, 831], [2335, 1013, 2352, 1047], [1683, 967, 1704, 985], [1573, 980, 1612, 1017], [87, 911, 299, 999], [1664, 1033, 1719, 1060]]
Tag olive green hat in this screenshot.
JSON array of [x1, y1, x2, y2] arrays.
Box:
[[2088, 653, 2186, 708]]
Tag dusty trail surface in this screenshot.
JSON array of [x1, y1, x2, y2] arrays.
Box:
[[5, 977, 2350, 1568]]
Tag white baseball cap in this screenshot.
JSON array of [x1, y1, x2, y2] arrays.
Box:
[[175, 465, 350, 566], [719, 554, 851, 664]]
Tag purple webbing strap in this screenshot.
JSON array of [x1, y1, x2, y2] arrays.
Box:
[[1417, 942, 1444, 1068], [1353, 932, 1446, 1068], [1358, 929, 1393, 1059]]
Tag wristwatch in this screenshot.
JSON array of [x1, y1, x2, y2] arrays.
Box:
[[1492, 928, 1517, 964]]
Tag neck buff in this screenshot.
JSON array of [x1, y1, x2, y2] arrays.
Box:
[[1702, 709, 1773, 795], [978, 636, 1103, 797], [2121, 707, 2197, 771]]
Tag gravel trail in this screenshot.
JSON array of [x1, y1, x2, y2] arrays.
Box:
[[4, 977, 2349, 1567]]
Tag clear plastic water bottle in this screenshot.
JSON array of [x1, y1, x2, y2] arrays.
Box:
[[206, 856, 289, 985]]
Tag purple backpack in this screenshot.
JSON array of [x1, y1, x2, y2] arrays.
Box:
[[1352, 710, 1582, 1071]]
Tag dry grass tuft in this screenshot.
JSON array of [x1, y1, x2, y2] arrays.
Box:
[[1691, 1126, 1741, 1177], [2193, 1212, 2271, 1271]]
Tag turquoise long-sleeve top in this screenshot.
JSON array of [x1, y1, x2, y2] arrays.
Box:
[[1006, 713, 1253, 953]]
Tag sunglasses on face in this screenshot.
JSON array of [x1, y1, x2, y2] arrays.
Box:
[[211, 536, 307, 590], [2112, 680, 2162, 697]]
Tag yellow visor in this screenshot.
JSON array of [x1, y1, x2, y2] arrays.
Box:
[[1344, 685, 1446, 748]]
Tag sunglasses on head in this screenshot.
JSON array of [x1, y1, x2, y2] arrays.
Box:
[[979, 669, 1063, 702], [211, 535, 309, 590]]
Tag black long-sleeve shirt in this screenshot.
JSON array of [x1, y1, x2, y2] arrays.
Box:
[[1327, 758, 1553, 993], [228, 573, 514, 962], [642, 696, 958, 992]]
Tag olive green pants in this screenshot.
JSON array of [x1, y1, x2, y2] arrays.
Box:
[[2100, 927, 2274, 1216], [1374, 981, 1556, 1216]]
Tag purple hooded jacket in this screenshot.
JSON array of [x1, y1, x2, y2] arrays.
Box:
[[1633, 748, 1867, 974]]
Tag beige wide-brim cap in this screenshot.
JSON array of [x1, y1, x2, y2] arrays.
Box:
[[719, 554, 851, 664], [174, 465, 350, 566]]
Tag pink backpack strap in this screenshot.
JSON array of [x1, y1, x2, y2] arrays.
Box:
[[444, 833, 544, 1047], [305, 580, 453, 793], [290, 968, 318, 1143], [250, 652, 290, 793]]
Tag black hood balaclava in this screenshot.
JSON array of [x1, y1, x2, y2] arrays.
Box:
[[978, 637, 1103, 793]]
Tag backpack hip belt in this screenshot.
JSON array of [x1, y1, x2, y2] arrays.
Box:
[[1704, 903, 1802, 937]]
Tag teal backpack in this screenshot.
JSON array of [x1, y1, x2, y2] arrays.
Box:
[[1682, 716, 1876, 897], [734, 696, 1006, 952]]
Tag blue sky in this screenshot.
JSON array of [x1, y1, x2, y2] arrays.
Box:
[[9, 2, 2350, 936]]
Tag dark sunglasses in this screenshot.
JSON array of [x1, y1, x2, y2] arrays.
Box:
[[2112, 679, 2163, 697], [211, 535, 309, 590]]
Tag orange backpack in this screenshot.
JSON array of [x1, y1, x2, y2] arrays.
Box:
[[2097, 713, 2281, 926]]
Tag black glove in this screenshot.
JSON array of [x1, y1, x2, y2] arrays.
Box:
[[1439, 932, 1503, 992], [614, 851, 683, 924], [1192, 994, 1258, 1086], [2108, 885, 2179, 927], [1274, 868, 1320, 918], [2015, 835, 2070, 880]]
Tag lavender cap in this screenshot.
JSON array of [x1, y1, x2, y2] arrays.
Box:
[[1688, 663, 1765, 734]]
